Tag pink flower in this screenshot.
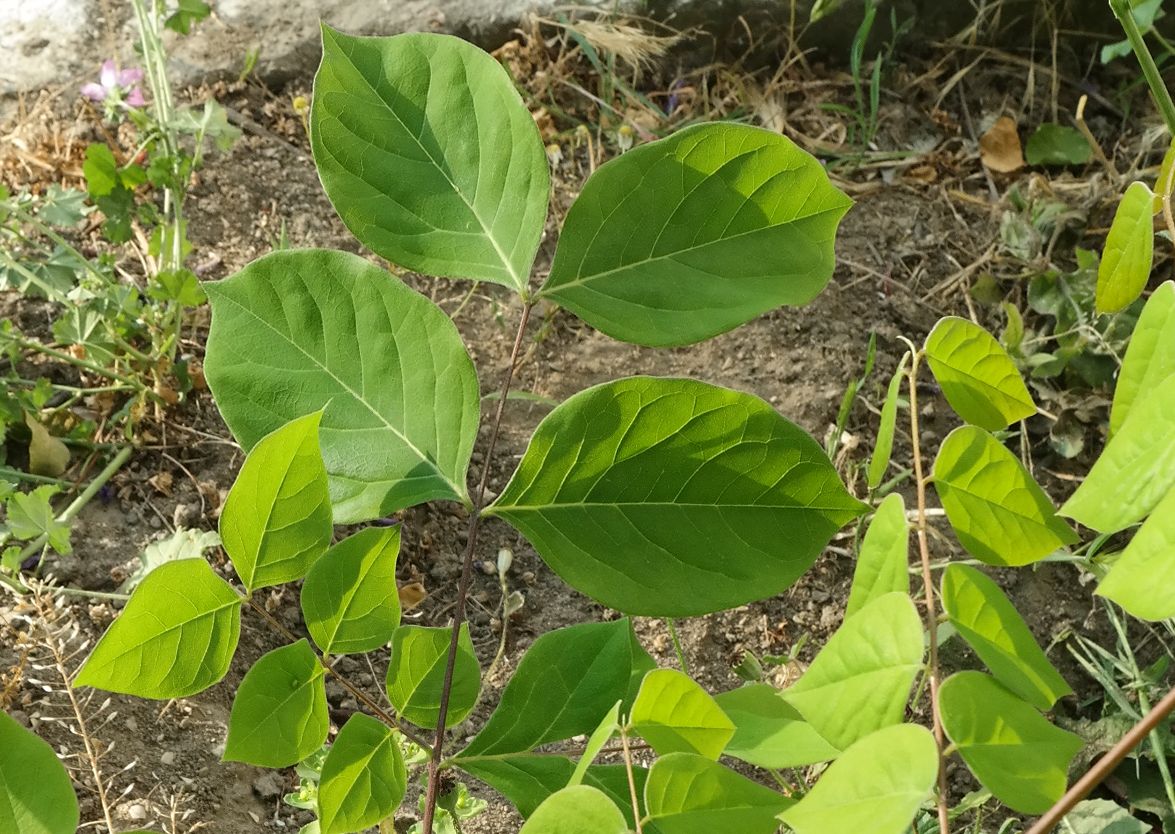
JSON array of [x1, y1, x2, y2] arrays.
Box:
[[81, 60, 146, 109]]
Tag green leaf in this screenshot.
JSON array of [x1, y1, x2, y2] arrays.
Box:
[[1111, 281, 1175, 434], [460, 619, 637, 756], [318, 713, 407, 834], [934, 426, 1077, 566], [455, 755, 642, 823], [223, 640, 329, 768], [220, 412, 333, 593], [714, 684, 839, 768], [643, 752, 792, 834], [846, 492, 908, 617], [538, 122, 851, 346], [486, 376, 867, 617], [779, 724, 937, 834], [204, 249, 480, 522], [1061, 374, 1175, 532], [923, 316, 1036, 430], [1096, 485, 1175, 620], [939, 671, 1082, 814], [783, 592, 923, 750], [1062, 799, 1149, 834], [0, 711, 79, 834], [5, 486, 70, 555], [75, 559, 241, 699], [163, 0, 211, 34], [301, 527, 401, 655], [119, 527, 221, 594], [82, 143, 119, 197], [1097, 182, 1155, 315], [386, 624, 479, 728], [941, 564, 1071, 709], [629, 669, 734, 759], [569, 702, 621, 787], [519, 786, 629, 834], [1025, 124, 1092, 166], [867, 355, 907, 490], [311, 29, 548, 292]]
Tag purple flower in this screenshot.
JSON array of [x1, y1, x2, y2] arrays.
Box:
[[81, 60, 146, 110]]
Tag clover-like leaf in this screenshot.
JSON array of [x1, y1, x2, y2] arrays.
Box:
[[1097, 181, 1154, 315], [629, 669, 734, 760], [318, 713, 407, 834], [386, 624, 479, 729], [1111, 281, 1175, 434], [714, 684, 838, 768], [487, 376, 867, 617], [311, 28, 549, 292], [75, 559, 241, 699], [0, 711, 79, 834], [644, 753, 792, 834], [846, 492, 908, 617]]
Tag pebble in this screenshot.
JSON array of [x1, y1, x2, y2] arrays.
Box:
[[160, 751, 176, 766], [252, 771, 284, 800], [127, 804, 147, 822]]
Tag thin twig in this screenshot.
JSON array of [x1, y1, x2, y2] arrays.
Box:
[[421, 302, 535, 834], [621, 728, 644, 834]]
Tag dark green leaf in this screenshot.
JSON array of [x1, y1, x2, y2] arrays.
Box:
[[1025, 124, 1092, 166]]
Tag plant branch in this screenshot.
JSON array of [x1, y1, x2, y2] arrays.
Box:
[[421, 301, 534, 834]]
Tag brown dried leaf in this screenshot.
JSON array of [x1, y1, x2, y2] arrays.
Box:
[[980, 116, 1025, 173], [398, 582, 428, 611]]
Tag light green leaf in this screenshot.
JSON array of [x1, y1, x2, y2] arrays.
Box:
[[941, 564, 1071, 709], [923, 316, 1036, 430], [311, 29, 548, 292], [1111, 280, 1175, 434], [538, 122, 851, 347], [867, 355, 907, 490], [5, 485, 70, 555], [629, 669, 734, 759], [1097, 485, 1175, 620], [220, 412, 332, 593], [1025, 124, 1092, 166], [75, 559, 241, 699], [386, 624, 479, 729], [486, 376, 867, 617], [318, 713, 407, 834], [223, 640, 329, 768], [643, 752, 792, 834], [1097, 181, 1155, 315], [846, 492, 908, 617], [779, 724, 937, 834], [934, 426, 1076, 566], [204, 249, 480, 523], [939, 671, 1082, 814], [519, 786, 629, 834], [460, 619, 638, 757], [714, 684, 839, 768], [783, 592, 923, 750], [0, 711, 79, 834], [569, 702, 621, 787], [1061, 373, 1175, 532], [301, 527, 401, 655], [455, 755, 642, 823], [1062, 799, 1149, 834]]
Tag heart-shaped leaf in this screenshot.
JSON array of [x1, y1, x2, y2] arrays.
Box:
[[1097, 181, 1154, 315], [0, 711, 79, 834], [1111, 280, 1175, 434], [629, 669, 734, 760], [644, 753, 792, 834], [318, 713, 406, 834], [846, 492, 908, 617]]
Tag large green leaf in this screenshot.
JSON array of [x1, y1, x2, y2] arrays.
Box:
[[220, 411, 332, 593], [1111, 281, 1175, 434], [1097, 181, 1155, 315], [1097, 485, 1175, 620], [1061, 374, 1175, 532], [318, 713, 406, 834], [643, 753, 792, 834], [783, 592, 922, 750], [386, 624, 479, 729], [933, 426, 1076, 566], [519, 786, 629, 834], [939, 671, 1082, 814], [779, 724, 937, 834], [301, 527, 401, 655], [537, 122, 851, 347], [845, 492, 908, 617], [459, 620, 638, 757], [867, 355, 907, 490], [0, 711, 79, 834], [486, 377, 867, 616], [223, 640, 329, 768], [311, 29, 548, 292], [75, 559, 241, 699], [204, 249, 479, 523], [923, 316, 1036, 430], [941, 564, 1071, 709], [629, 669, 734, 760], [714, 684, 838, 768]]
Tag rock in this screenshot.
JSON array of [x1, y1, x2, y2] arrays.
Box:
[[126, 803, 148, 822], [252, 771, 285, 800], [160, 751, 177, 766]]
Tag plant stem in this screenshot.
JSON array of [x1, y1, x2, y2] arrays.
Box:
[[1110, 0, 1175, 135], [421, 301, 534, 834], [621, 728, 645, 834], [904, 348, 951, 834], [666, 618, 690, 675], [1026, 683, 1175, 834]]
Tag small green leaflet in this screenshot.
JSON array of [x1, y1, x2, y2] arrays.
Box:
[[0, 711, 79, 834], [318, 713, 407, 834], [867, 354, 908, 490], [845, 492, 909, 617], [1110, 281, 1175, 435], [5, 485, 70, 555], [714, 684, 839, 768], [1096, 181, 1154, 315], [1024, 124, 1092, 166], [923, 316, 1036, 430], [75, 559, 241, 699], [629, 669, 735, 760], [519, 786, 628, 834], [933, 426, 1076, 566], [643, 753, 792, 834], [220, 411, 332, 593], [386, 624, 480, 728], [1096, 485, 1175, 620]]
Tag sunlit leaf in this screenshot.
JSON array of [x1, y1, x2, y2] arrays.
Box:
[[644, 753, 792, 834], [386, 624, 479, 729], [846, 492, 908, 617], [1097, 181, 1155, 315], [0, 711, 79, 834], [519, 786, 628, 834], [630, 669, 734, 759], [714, 684, 838, 768], [318, 713, 406, 834], [867, 356, 907, 490], [1096, 485, 1175, 620], [1111, 281, 1175, 434], [569, 703, 621, 787]]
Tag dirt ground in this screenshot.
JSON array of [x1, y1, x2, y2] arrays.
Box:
[[0, 18, 1168, 834]]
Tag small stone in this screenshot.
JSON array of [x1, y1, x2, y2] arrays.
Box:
[[127, 804, 148, 822], [480, 560, 496, 576], [160, 751, 176, 766]]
